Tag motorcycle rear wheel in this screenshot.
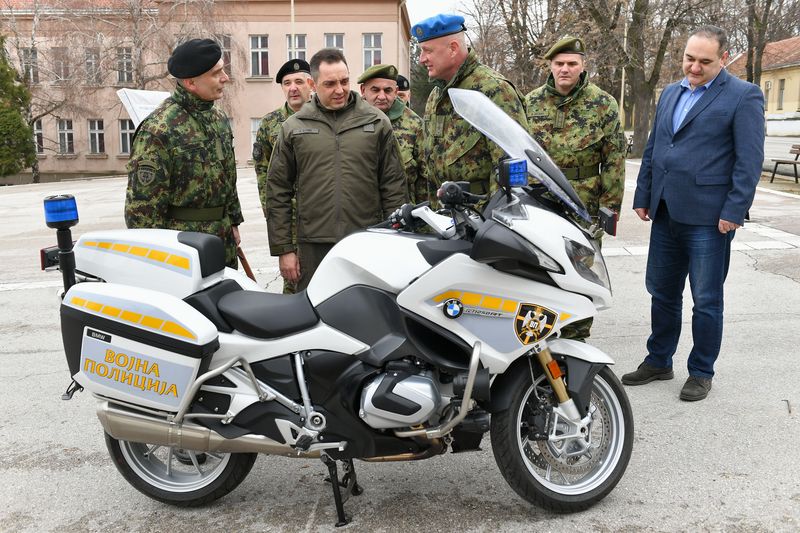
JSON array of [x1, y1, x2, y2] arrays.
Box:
[[105, 433, 257, 506], [490, 365, 633, 512]]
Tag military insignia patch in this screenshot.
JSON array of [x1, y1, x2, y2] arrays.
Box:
[[514, 303, 557, 345], [293, 62, 300, 71], [136, 160, 158, 187], [575, 41, 582, 52], [252, 142, 263, 161], [416, 27, 424, 38], [389, 66, 396, 77], [442, 298, 463, 319]]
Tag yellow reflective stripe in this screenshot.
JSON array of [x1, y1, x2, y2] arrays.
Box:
[[85, 301, 103, 312], [147, 249, 168, 263], [433, 290, 461, 303], [129, 246, 148, 257], [112, 243, 130, 253], [98, 242, 112, 250], [83, 241, 98, 247], [559, 313, 572, 322], [461, 292, 481, 306], [120, 310, 142, 323], [502, 300, 518, 313], [140, 316, 164, 329], [166, 255, 190, 269], [101, 305, 121, 318], [161, 321, 197, 340], [482, 296, 501, 310], [71, 296, 87, 307]]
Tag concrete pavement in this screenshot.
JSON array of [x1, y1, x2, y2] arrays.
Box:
[[0, 161, 798, 532]]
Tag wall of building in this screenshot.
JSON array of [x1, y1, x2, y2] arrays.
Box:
[[761, 65, 800, 136]]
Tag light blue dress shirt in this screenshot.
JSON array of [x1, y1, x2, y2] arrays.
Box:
[[672, 74, 719, 133]]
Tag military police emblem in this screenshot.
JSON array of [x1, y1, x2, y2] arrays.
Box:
[[515, 303, 557, 344], [135, 160, 158, 186]]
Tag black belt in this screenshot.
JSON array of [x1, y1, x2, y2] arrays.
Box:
[[561, 164, 601, 180], [167, 205, 224, 222]]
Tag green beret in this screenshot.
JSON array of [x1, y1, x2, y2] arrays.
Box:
[[543, 36, 586, 60], [358, 64, 399, 84], [168, 38, 222, 78]]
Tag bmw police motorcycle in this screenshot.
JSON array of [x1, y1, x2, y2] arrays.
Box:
[[43, 89, 632, 526]]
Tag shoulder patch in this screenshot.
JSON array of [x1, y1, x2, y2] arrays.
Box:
[[135, 159, 158, 186], [363, 123, 376, 133]]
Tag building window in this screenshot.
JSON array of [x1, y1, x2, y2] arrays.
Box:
[[52, 47, 70, 82], [764, 81, 771, 111], [57, 119, 74, 154], [250, 118, 262, 150], [119, 119, 135, 154], [88, 119, 105, 154], [116, 47, 133, 83], [287, 34, 306, 60], [777, 79, 785, 110], [21, 47, 39, 84], [33, 119, 44, 154], [85, 48, 101, 84], [216, 34, 232, 77], [363, 33, 382, 71], [325, 33, 344, 51], [250, 35, 269, 77]]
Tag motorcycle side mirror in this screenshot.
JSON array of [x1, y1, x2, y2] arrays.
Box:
[[598, 207, 618, 237]]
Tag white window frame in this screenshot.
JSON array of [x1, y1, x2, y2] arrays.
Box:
[[250, 118, 262, 149], [33, 119, 44, 154], [119, 119, 135, 155], [363, 33, 382, 71], [85, 47, 101, 85], [52, 47, 70, 82], [250, 35, 270, 77], [116, 47, 133, 84], [216, 34, 232, 77], [57, 119, 74, 154], [325, 33, 344, 51], [22, 47, 39, 84], [777, 79, 785, 110], [287, 34, 306, 60], [88, 119, 105, 154]]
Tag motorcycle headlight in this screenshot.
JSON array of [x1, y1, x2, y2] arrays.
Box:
[[563, 237, 611, 290]]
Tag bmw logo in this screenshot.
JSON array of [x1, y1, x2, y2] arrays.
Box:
[[443, 298, 463, 319]]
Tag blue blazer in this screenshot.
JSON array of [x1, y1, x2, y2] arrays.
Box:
[[633, 69, 765, 225]]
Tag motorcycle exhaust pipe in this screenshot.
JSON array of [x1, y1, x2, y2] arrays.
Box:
[[96, 401, 322, 458]]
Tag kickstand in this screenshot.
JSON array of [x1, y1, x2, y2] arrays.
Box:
[[321, 455, 364, 527]]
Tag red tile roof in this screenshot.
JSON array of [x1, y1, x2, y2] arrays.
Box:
[[727, 35, 800, 77]]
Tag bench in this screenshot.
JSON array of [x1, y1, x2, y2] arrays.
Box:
[[770, 144, 800, 183]]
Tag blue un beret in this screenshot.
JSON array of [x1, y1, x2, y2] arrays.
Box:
[[411, 14, 466, 43]]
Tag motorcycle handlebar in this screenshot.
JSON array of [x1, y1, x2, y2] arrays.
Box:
[[437, 181, 485, 207]]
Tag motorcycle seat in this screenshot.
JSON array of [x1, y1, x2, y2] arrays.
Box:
[[217, 290, 319, 339]]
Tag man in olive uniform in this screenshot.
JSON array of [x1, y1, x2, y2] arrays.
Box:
[[253, 59, 312, 216], [125, 38, 243, 268], [526, 36, 626, 340], [413, 13, 528, 196], [266, 48, 407, 292], [358, 64, 427, 203]]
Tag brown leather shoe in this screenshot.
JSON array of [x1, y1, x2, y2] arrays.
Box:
[[621, 362, 674, 385], [679, 376, 712, 401]]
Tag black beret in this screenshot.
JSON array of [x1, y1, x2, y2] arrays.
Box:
[[168, 38, 222, 79], [396, 74, 410, 91], [276, 59, 311, 84]]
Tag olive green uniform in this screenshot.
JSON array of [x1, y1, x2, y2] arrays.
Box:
[[253, 103, 293, 216], [527, 72, 625, 340], [125, 84, 243, 268], [526, 72, 626, 218], [266, 91, 407, 289], [386, 98, 427, 203], [422, 50, 528, 196]]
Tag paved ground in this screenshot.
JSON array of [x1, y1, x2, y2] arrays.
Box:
[[1, 162, 799, 532]]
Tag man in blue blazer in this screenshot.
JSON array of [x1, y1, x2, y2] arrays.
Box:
[[623, 25, 765, 401]]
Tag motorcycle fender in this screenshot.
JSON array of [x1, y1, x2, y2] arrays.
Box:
[[486, 339, 613, 416]]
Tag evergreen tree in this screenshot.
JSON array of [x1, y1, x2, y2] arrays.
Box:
[[0, 36, 36, 178]]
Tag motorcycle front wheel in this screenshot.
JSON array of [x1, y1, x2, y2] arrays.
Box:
[[105, 433, 257, 506], [490, 365, 633, 512]]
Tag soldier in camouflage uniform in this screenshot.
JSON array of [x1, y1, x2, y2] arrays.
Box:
[[125, 38, 243, 268], [526, 36, 626, 340], [253, 59, 312, 216], [358, 64, 427, 203], [413, 14, 528, 197]]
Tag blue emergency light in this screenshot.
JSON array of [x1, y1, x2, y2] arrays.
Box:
[[44, 194, 79, 229], [507, 158, 528, 187]]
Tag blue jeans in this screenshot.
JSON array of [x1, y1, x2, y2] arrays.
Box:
[[643, 203, 734, 379]]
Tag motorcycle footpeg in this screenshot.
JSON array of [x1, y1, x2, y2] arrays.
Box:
[[293, 435, 314, 451]]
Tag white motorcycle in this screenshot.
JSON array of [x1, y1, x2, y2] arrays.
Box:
[[43, 89, 632, 526]]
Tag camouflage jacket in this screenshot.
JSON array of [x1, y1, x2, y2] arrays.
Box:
[[387, 98, 428, 203], [124, 84, 243, 268], [422, 50, 528, 195], [254, 103, 293, 216], [526, 72, 626, 217], [266, 92, 407, 255]]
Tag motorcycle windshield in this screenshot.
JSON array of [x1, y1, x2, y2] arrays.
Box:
[[449, 88, 592, 222]]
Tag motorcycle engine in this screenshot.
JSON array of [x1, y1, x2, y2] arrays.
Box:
[[359, 368, 440, 429]]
